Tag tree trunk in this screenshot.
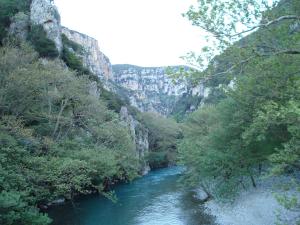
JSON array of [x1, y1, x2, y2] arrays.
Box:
[[250, 174, 257, 188], [52, 98, 68, 138]]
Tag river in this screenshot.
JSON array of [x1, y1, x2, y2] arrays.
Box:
[[48, 167, 216, 225]]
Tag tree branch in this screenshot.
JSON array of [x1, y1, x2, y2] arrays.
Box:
[[230, 15, 300, 37], [203, 47, 300, 81]]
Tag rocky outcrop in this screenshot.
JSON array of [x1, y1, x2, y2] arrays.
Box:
[[30, 0, 62, 53], [113, 65, 209, 115], [120, 107, 150, 175], [61, 27, 113, 81], [88, 81, 100, 98], [9, 12, 30, 40]]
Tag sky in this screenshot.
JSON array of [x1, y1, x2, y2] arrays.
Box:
[[54, 0, 205, 67]]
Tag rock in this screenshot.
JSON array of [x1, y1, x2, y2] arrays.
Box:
[[113, 65, 207, 115], [194, 188, 210, 202], [290, 21, 300, 34], [205, 176, 300, 225], [9, 12, 30, 40], [88, 81, 100, 98], [141, 164, 151, 176], [30, 0, 62, 53], [47, 198, 65, 207], [61, 27, 113, 81], [120, 106, 150, 175]]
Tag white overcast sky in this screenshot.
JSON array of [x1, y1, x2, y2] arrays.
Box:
[[54, 0, 205, 67]]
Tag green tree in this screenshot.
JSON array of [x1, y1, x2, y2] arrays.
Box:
[[0, 44, 140, 224], [183, 0, 300, 78], [140, 112, 182, 168], [28, 25, 59, 58], [0, 0, 31, 43]]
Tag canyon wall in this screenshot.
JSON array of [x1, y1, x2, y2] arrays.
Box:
[[61, 27, 113, 81], [113, 64, 210, 115]]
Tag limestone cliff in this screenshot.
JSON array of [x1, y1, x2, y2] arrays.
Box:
[[120, 107, 150, 175], [112, 64, 210, 115], [30, 0, 62, 53], [61, 27, 113, 81], [9, 12, 30, 40]]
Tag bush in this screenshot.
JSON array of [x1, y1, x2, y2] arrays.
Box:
[[62, 47, 90, 74], [28, 25, 59, 58], [100, 88, 127, 113], [0, 45, 140, 224], [0, 0, 31, 43], [61, 34, 96, 78], [140, 112, 182, 168], [62, 34, 83, 53], [147, 151, 169, 168]]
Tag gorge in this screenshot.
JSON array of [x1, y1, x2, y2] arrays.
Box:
[[1, 0, 299, 225]]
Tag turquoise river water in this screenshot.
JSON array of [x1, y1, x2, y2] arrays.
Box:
[[48, 167, 216, 225]]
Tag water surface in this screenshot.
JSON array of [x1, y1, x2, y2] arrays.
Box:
[[48, 167, 215, 225]]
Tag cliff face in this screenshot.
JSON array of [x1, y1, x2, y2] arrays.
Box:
[[30, 0, 62, 53], [61, 27, 113, 81], [112, 64, 210, 115], [120, 107, 150, 175]]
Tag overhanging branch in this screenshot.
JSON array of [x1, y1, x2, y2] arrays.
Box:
[[229, 15, 300, 37]]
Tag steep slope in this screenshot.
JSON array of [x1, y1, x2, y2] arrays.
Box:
[[62, 27, 113, 81], [30, 0, 62, 53]]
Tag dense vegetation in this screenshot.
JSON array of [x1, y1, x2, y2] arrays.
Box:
[[179, 0, 300, 221], [0, 0, 31, 43], [1, 0, 299, 224], [180, 53, 300, 197], [28, 25, 59, 58], [139, 112, 182, 168], [0, 44, 140, 225], [61, 34, 92, 76], [0, 2, 184, 224]]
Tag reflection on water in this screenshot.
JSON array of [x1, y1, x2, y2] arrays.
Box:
[[48, 167, 215, 225]]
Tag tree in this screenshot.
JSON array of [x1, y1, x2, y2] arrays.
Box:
[[0, 0, 31, 43], [179, 41, 300, 200], [0, 44, 140, 224], [140, 112, 182, 168], [28, 25, 59, 58], [183, 0, 300, 78]]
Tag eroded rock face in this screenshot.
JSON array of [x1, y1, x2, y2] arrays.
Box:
[[113, 65, 208, 115], [88, 81, 100, 98], [30, 0, 62, 52], [120, 106, 150, 175], [9, 12, 30, 40], [61, 27, 113, 81]]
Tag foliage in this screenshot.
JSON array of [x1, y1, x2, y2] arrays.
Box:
[[0, 44, 139, 224], [171, 93, 202, 121], [100, 87, 127, 113], [140, 112, 182, 168], [61, 34, 84, 53], [28, 25, 59, 58], [183, 0, 300, 79], [179, 49, 300, 200], [0, 0, 31, 43], [61, 34, 94, 77], [61, 46, 91, 75]]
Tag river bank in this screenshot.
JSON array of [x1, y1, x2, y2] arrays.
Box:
[[202, 176, 300, 225]]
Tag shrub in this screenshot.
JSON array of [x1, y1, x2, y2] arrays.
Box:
[[28, 25, 59, 58], [0, 0, 32, 43]]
